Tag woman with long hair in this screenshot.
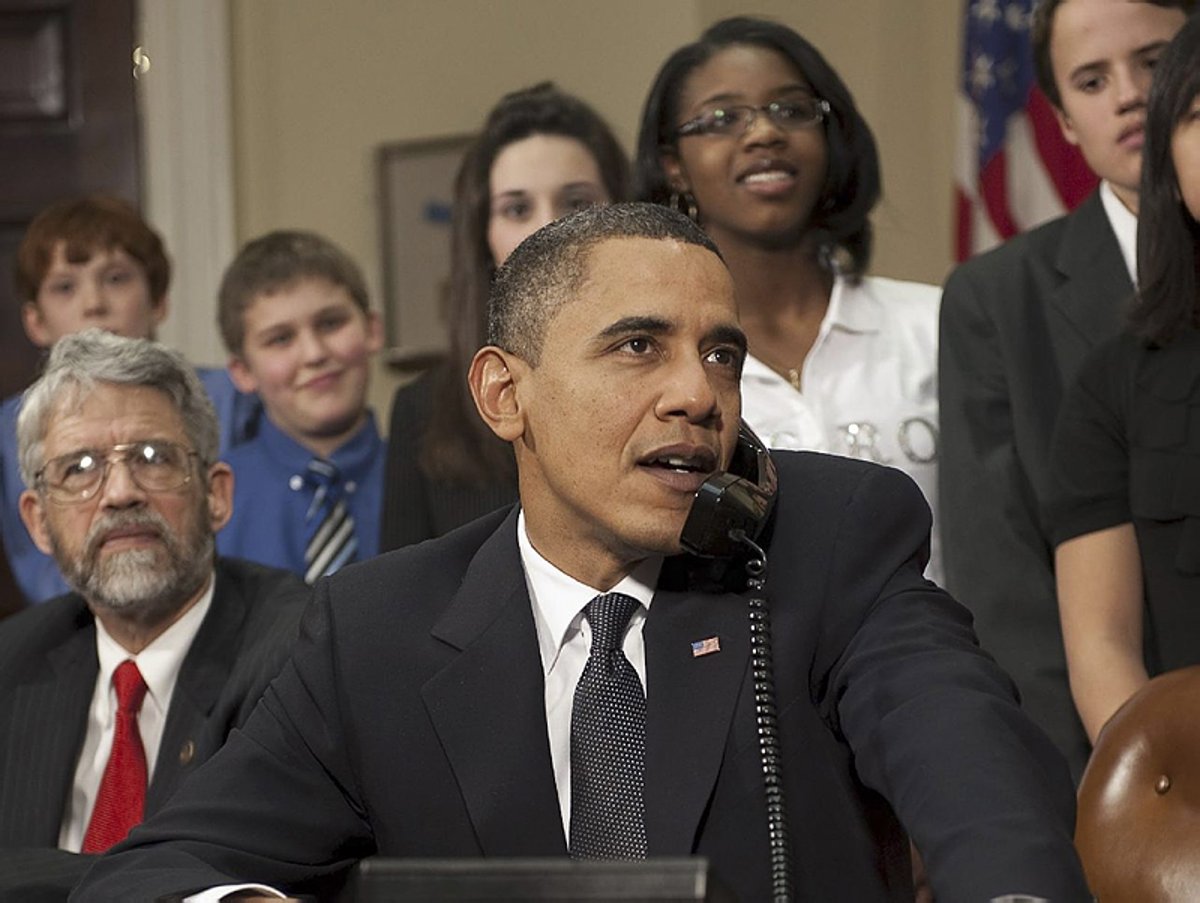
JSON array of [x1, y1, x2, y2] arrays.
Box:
[[1046, 13, 1200, 744], [635, 16, 943, 582], [380, 83, 628, 550]]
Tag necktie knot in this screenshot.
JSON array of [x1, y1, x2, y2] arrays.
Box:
[[112, 660, 147, 716], [305, 458, 340, 515], [584, 593, 640, 654]]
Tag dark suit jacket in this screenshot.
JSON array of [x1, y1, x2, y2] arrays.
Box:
[[939, 190, 1133, 780], [73, 453, 1088, 903], [0, 557, 309, 899]]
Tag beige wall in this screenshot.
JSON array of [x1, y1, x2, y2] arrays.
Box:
[[228, 1, 961, 419]]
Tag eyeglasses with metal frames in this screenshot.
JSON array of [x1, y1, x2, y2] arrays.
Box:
[[674, 97, 831, 139], [35, 440, 200, 505]]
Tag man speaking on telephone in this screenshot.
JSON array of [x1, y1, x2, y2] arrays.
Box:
[[73, 204, 1089, 902]]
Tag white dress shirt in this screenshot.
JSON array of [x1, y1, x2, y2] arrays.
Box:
[[740, 273, 943, 584], [517, 510, 661, 839], [59, 575, 215, 852], [1098, 179, 1138, 285]]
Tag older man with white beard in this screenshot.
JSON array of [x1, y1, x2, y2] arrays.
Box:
[[0, 329, 309, 900]]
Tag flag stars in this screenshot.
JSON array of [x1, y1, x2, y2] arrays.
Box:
[[971, 52, 996, 96], [1006, 3, 1030, 31], [973, 0, 1001, 24]]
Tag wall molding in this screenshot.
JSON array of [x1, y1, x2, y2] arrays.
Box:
[[137, 0, 235, 367]]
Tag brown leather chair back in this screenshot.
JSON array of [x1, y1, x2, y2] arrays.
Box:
[[1076, 665, 1200, 901]]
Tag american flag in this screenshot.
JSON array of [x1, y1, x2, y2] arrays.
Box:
[[955, 0, 1098, 260], [691, 636, 721, 658]]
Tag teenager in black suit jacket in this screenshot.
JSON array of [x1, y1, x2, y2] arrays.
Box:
[[0, 331, 308, 900], [74, 205, 1088, 903], [938, 0, 1191, 780]]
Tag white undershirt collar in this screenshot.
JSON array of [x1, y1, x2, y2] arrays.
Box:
[[1099, 179, 1138, 285]]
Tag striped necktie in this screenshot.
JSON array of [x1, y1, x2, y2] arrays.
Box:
[[304, 458, 357, 583]]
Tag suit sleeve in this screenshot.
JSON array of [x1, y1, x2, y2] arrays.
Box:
[[824, 465, 1090, 902], [70, 582, 374, 902], [937, 264, 1089, 777], [0, 848, 91, 901]]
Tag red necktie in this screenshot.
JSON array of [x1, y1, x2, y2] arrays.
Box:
[[82, 659, 148, 853]]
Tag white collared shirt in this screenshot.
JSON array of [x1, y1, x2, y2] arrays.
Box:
[[740, 273, 942, 584], [58, 575, 215, 852], [518, 510, 661, 839], [1098, 179, 1138, 285]]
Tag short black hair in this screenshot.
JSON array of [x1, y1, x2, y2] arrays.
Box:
[[487, 202, 721, 364], [633, 16, 880, 277], [1031, 0, 1195, 109], [1129, 12, 1200, 344]]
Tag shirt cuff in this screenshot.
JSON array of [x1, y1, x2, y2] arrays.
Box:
[[184, 885, 287, 902]]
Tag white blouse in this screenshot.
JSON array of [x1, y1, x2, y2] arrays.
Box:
[[740, 273, 943, 585]]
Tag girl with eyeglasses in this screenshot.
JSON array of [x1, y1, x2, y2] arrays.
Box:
[[380, 83, 629, 551], [635, 16, 943, 585]]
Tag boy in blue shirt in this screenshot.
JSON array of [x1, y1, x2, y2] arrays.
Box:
[[215, 230, 385, 582], [1, 196, 258, 604]]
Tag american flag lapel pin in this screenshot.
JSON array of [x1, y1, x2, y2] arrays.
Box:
[[691, 636, 721, 657]]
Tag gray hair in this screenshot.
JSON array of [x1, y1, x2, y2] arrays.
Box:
[[17, 329, 219, 489], [487, 202, 723, 365]]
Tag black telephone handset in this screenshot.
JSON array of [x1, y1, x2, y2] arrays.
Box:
[[680, 424, 793, 903], [680, 423, 778, 559]]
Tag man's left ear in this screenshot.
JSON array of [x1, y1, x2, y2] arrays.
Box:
[[468, 346, 527, 442], [206, 462, 234, 532]]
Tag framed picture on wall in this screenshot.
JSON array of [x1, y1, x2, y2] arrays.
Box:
[[377, 134, 473, 371]]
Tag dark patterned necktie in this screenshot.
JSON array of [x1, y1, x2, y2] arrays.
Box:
[[569, 592, 647, 860], [82, 660, 148, 853], [304, 458, 357, 584]]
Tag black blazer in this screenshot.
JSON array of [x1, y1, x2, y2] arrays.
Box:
[[939, 190, 1134, 779], [0, 557, 309, 898], [74, 452, 1087, 902]]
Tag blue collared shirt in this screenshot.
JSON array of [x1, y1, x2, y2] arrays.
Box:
[[216, 412, 384, 579]]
